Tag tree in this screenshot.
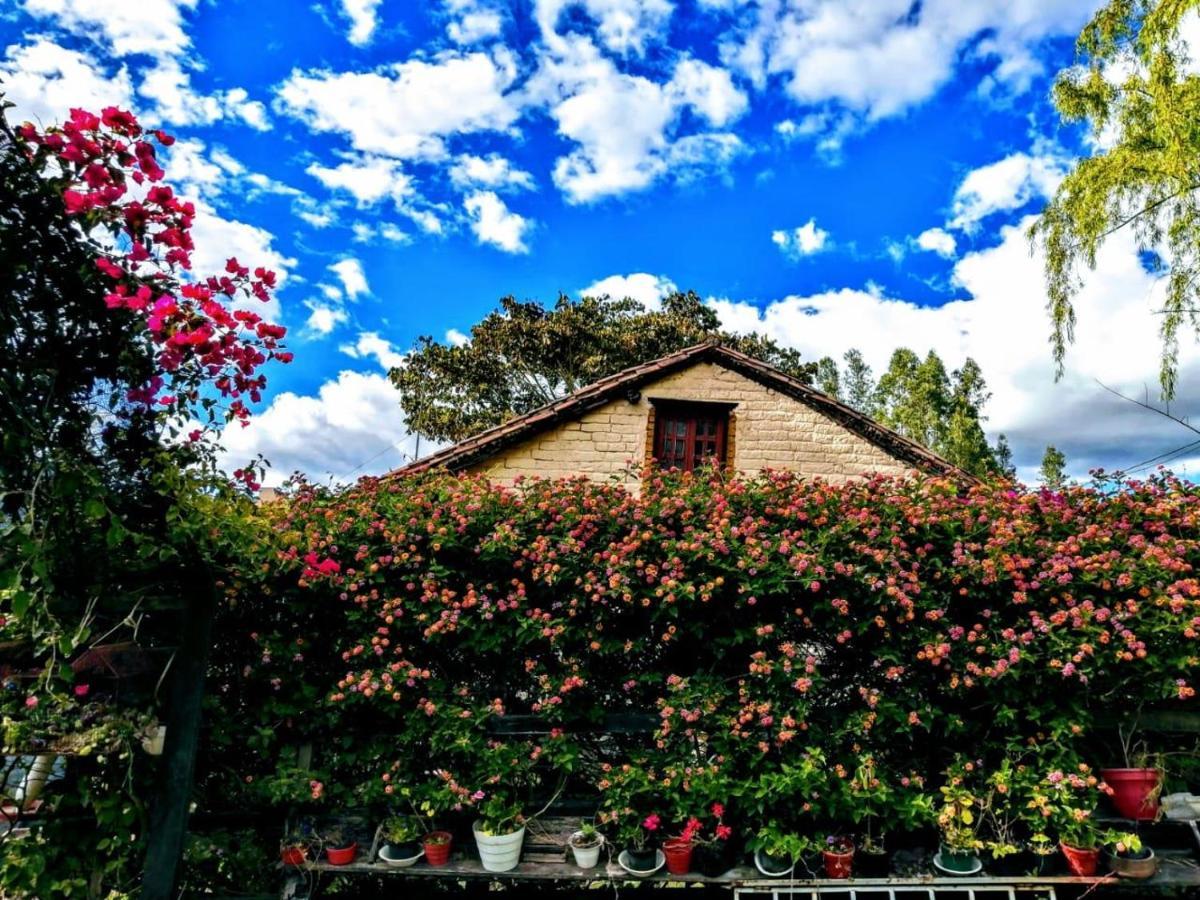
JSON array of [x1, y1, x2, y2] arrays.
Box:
[[811, 348, 1002, 477], [841, 349, 876, 413], [816, 356, 842, 399], [1, 103, 288, 896], [1040, 445, 1069, 489], [1032, 0, 1200, 398], [993, 434, 1017, 479], [393, 290, 818, 443]]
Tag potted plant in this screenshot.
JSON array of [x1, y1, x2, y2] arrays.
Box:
[[617, 812, 662, 874], [751, 824, 806, 878], [691, 803, 735, 877], [981, 756, 1036, 875], [471, 793, 526, 873], [1100, 723, 1162, 821], [822, 835, 855, 878], [847, 756, 891, 877], [568, 820, 604, 869], [984, 841, 1026, 876], [280, 829, 311, 866], [378, 815, 424, 867], [1028, 833, 1060, 876], [1105, 832, 1157, 879], [935, 777, 983, 875], [323, 826, 358, 866], [662, 817, 700, 876], [1035, 765, 1106, 876], [422, 829, 454, 867]]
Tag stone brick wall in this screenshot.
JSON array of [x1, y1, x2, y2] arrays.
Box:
[[466, 361, 915, 487]]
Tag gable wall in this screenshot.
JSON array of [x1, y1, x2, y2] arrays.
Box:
[[465, 361, 914, 487]]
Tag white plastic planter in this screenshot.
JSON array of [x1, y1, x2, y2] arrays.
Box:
[[569, 833, 603, 869], [473, 821, 525, 872]]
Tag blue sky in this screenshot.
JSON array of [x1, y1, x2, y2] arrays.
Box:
[[5, 0, 1200, 485]]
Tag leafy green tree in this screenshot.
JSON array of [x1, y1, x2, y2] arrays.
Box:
[[816, 356, 842, 399], [875, 349, 950, 449], [811, 348, 1003, 477], [841, 349, 877, 413], [393, 291, 817, 443], [993, 434, 1017, 479], [1032, 0, 1200, 398], [1040, 445, 1069, 489]]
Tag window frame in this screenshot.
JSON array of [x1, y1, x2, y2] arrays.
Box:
[[648, 399, 735, 472]]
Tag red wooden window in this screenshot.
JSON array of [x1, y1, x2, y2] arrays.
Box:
[[652, 402, 729, 471]]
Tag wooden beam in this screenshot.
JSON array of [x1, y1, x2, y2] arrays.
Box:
[[141, 578, 216, 899]]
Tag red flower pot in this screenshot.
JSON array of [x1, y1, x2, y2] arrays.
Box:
[[823, 848, 854, 879], [1060, 842, 1100, 876], [423, 831, 453, 867], [663, 838, 694, 875], [325, 842, 357, 865], [1100, 768, 1161, 821], [280, 846, 308, 866]]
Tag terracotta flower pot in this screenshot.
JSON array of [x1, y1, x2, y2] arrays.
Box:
[[1060, 842, 1100, 876], [325, 842, 357, 865], [1100, 768, 1161, 821], [423, 831, 453, 867], [280, 846, 308, 866], [823, 848, 854, 878], [1106, 848, 1157, 880], [662, 838, 694, 875]]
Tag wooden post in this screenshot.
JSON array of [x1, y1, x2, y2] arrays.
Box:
[[141, 579, 216, 900]]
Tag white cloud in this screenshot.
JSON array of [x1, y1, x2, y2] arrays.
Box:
[[305, 155, 446, 233], [303, 300, 349, 336], [718, 1, 1096, 122], [711, 215, 1200, 482], [340, 331, 407, 370], [580, 272, 677, 310], [533, 38, 748, 202], [218, 370, 421, 486], [276, 50, 522, 160], [445, 327, 470, 346], [948, 151, 1069, 231], [771, 219, 830, 258], [445, 0, 504, 44], [463, 190, 532, 253], [667, 56, 747, 127], [306, 155, 413, 205], [138, 59, 269, 130], [329, 258, 370, 299], [341, 0, 382, 45], [535, 0, 674, 56], [23, 0, 198, 57], [449, 153, 536, 191], [352, 221, 412, 244], [916, 226, 957, 258], [0, 38, 133, 127]]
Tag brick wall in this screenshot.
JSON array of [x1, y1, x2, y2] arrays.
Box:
[[466, 361, 914, 487]]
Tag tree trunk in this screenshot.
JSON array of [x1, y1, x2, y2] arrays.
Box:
[[140, 580, 216, 899]]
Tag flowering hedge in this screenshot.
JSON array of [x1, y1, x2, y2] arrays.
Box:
[[203, 467, 1200, 868]]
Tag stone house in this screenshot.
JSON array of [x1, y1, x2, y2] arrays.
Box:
[[396, 342, 966, 487]]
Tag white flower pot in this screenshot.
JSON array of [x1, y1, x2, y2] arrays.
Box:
[[473, 821, 525, 872], [569, 833, 603, 868]]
